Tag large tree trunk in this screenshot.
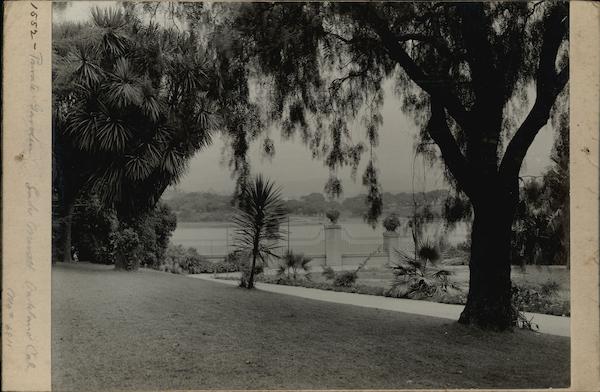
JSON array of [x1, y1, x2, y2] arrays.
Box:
[[458, 192, 517, 330], [60, 199, 76, 263]]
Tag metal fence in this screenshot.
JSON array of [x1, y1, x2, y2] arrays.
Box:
[[171, 219, 395, 263]]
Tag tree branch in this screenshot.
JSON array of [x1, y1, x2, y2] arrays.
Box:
[[329, 69, 369, 93], [427, 99, 474, 198], [499, 3, 568, 183], [364, 7, 474, 132], [395, 33, 453, 58], [324, 31, 356, 45], [456, 3, 501, 106]]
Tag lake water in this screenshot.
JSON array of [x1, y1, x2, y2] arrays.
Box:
[[171, 216, 470, 258]]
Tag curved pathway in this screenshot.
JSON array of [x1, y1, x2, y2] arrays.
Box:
[[189, 274, 570, 337]]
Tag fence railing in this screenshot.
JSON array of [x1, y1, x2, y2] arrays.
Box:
[[172, 222, 408, 262]]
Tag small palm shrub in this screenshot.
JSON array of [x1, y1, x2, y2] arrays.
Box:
[[277, 251, 312, 280], [387, 242, 460, 300], [232, 175, 287, 289]]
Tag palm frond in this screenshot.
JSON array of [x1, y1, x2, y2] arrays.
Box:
[[104, 58, 143, 108], [65, 107, 98, 151], [161, 147, 186, 176], [91, 6, 127, 29], [91, 7, 129, 57], [95, 111, 132, 152], [88, 162, 126, 205], [125, 154, 154, 181], [139, 79, 162, 122], [137, 140, 162, 166], [69, 42, 103, 86]]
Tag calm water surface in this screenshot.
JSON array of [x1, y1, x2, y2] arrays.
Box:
[[171, 217, 469, 257]]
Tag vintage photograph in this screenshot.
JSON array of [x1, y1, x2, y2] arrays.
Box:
[[51, 1, 570, 390]]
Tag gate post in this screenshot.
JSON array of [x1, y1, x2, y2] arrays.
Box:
[[324, 224, 342, 266], [383, 231, 400, 263]]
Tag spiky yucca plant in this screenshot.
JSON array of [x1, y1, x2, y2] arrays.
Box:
[[232, 175, 288, 289]]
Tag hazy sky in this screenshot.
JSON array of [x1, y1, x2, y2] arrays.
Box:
[[178, 88, 555, 198], [55, 2, 558, 199]]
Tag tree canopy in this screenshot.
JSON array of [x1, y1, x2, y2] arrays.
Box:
[[53, 6, 217, 217], [190, 1, 569, 329], [180, 1, 568, 231]]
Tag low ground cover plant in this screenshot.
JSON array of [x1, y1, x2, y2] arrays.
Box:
[[257, 274, 386, 296], [512, 281, 570, 317]]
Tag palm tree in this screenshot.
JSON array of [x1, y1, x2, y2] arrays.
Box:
[[232, 175, 288, 288], [53, 6, 215, 263], [277, 251, 312, 280]]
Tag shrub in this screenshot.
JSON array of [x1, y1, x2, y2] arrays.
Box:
[[323, 249, 378, 288], [158, 247, 247, 274], [383, 213, 400, 232], [333, 271, 357, 287], [321, 266, 336, 280], [71, 195, 118, 264], [128, 202, 177, 268], [256, 275, 386, 296], [511, 284, 569, 316], [67, 197, 176, 267], [111, 227, 141, 271], [325, 209, 340, 224], [186, 255, 215, 274], [160, 245, 204, 274], [277, 251, 312, 280], [540, 279, 560, 297], [223, 250, 250, 270]]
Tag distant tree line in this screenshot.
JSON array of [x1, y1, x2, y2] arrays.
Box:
[[164, 190, 448, 222]]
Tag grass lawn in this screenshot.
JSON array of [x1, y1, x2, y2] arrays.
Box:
[[53, 262, 570, 390]]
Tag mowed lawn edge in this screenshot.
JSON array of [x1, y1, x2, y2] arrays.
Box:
[[52, 262, 570, 391]]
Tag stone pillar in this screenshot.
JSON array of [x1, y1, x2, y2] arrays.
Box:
[[383, 231, 400, 263], [324, 224, 342, 266]]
